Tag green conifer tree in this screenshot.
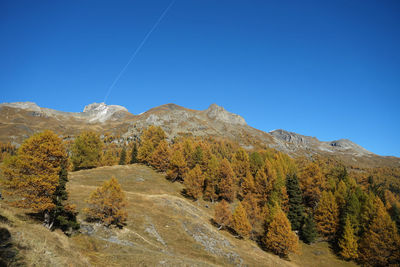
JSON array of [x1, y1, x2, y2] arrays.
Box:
[[286, 173, 305, 231], [52, 161, 80, 232], [119, 147, 127, 165], [300, 214, 318, 244], [130, 142, 138, 164]]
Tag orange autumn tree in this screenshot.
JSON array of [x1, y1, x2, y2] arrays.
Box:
[[217, 158, 236, 202], [184, 164, 205, 199], [149, 140, 171, 172], [359, 198, 400, 266], [137, 125, 166, 164], [214, 199, 232, 230], [263, 207, 299, 258], [231, 202, 252, 238], [85, 177, 127, 227], [1, 130, 71, 227], [339, 217, 358, 260], [314, 191, 339, 239], [298, 162, 326, 207]]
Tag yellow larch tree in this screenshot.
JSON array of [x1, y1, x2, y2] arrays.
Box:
[[184, 164, 205, 200], [1, 130, 68, 225], [314, 191, 339, 239], [263, 207, 299, 258], [231, 202, 252, 239], [85, 177, 127, 227], [339, 216, 358, 260]]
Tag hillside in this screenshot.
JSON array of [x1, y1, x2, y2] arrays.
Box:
[[0, 164, 357, 267], [0, 102, 399, 168]]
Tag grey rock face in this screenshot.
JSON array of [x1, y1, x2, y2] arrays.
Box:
[[206, 104, 246, 126], [82, 102, 128, 122], [0, 101, 129, 123]]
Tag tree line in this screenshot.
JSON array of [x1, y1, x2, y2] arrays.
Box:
[[1, 127, 399, 265]]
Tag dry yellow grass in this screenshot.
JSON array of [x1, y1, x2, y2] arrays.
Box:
[[1, 164, 359, 266]]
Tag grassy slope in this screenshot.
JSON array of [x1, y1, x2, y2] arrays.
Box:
[[1, 164, 358, 266]]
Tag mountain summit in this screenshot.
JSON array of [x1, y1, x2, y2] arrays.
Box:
[[0, 101, 398, 167]]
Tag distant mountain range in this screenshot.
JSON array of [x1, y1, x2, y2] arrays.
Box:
[[0, 101, 399, 168]]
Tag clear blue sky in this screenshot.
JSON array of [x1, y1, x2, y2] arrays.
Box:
[[1, 1, 399, 157]]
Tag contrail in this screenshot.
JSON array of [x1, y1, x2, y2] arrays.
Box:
[[104, 0, 176, 103]]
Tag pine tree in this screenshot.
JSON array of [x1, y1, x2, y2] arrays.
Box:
[[119, 147, 127, 165], [314, 191, 339, 239], [286, 173, 305, 231], [300, 214, 318, 244], [214, 200, 232, 230], [184, 164, 205, 200], [85, 177, 127, 227], [130, 142, 138, 164], [71, 131, 103, 170], [1, 130, 69, 227], [339, 217, 358, 260], [231, 202, 252, 238], [52, 161, 79, 232], [217, 158, 236, 202], [263, 208, 299, 258], [359, 198, 400, 266]]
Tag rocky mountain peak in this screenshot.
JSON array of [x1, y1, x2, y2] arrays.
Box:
[[205, 104, 246, 126], [83, 102, 129, 123]]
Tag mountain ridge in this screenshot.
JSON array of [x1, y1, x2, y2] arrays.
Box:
[[0, 101, 398, 168]]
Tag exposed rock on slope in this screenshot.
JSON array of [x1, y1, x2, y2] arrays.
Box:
[[269, 129, 373, 156], [0, 101, 399, 167], [0, 101, 132, 123]]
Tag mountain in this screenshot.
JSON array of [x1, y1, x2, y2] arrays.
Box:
[[0, 101, 399, 168]]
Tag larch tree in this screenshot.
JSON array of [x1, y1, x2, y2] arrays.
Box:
[[231, 148, 250, 185], [231, 202, 252, 239], [1, 130, 77, 230], [184, 164, 205, 200], [71, 131, 103, 170], [203, 155, 219, 202], [339, 216, 358, 261], [314, 191, 339, 239], [166, 148, 187, 181], [242, 194, 262, 232], [298, 162, 326, 208], [249, 151, 264, 176], [217, 158, 236, 202], [286, 173, 305, 231], [85, 177, 127, 227], [137, 125, 166, 164], [214, 200, 232, 230], [241, 171, 255, 196], [149, 140, 171, 172], [358, 198, 400, 266], [263, 208, 299, 258]]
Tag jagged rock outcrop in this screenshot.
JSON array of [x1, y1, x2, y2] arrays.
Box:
[[82, 102, 129, 122], [205, 104, 246, 126]]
